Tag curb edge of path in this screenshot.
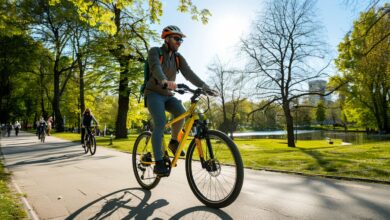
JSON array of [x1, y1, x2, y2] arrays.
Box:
[[0, 135, 40, 220]]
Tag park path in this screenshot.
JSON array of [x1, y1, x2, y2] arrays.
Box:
[[1, 131, 390, 219]]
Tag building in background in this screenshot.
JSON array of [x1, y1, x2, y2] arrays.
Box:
[[308, 80, 330, 106]]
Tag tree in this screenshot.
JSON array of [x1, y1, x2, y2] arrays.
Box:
[[43, 0, 211, 138], [248, 100, 283, 130], [335, 6, 390, 133], [343, 1, 389, 56], [241, 0, 328, 147], [0, 34, 43, 123], [21, 0, 80, 131], [315, 99, 326, 125], [208, 57, 249, 138]]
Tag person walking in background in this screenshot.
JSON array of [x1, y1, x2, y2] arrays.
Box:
[[14, 121, 21, 136], [47, 116, 53, 136]]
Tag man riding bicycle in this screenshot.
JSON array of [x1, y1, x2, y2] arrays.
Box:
[[81, 108, 98, 148], [37, 117, 47, 139], [144, 25, 218, 176]]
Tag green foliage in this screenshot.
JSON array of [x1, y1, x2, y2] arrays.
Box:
[[0, 0, 28, 37], [0, 163, 27, 219], [315, 100, 326, 125], [46, 0, 211, 35], [0, 31, 47, 123], [334, 4, 390, 132]]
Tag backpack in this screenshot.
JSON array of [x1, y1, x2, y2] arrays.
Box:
[[139, 47, 180, 105]]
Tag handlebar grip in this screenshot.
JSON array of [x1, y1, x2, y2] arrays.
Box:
[[177, 84, 189, 90], [162, 83, 168, 89]]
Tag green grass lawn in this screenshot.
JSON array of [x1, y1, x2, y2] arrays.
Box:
[[0, 163, 26, 219], [53, 132, 390, 182]]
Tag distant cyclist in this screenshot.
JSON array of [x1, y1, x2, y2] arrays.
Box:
[[14, 121, 21, 136], [81, 108, 98, 148], [37, 117, 47, 139], [144, 25, 218, 176], [6, 122, 12, 137]]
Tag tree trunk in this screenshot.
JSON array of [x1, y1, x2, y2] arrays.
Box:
[[283, 103, 295, 147], [115, 64, 130, 138], [382, 94, 389, 133], [39, 71, 45, 117], [77, 53, 85, 133], [53, 70, 64, 132], [78, 53, 85, 115]]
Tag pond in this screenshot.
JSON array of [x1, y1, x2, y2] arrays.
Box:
[[233, 130, 390, 144]]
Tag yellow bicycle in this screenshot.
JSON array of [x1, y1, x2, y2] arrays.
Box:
[[132, 84, 244, 208]]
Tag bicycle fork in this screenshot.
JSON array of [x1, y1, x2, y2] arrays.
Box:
[[194, 122, 218, 173]]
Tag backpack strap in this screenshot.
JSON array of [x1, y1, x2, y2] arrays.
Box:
[[158, 48, 180, 72], [158, 47, 163, 64], [174, 52, 180, 72]]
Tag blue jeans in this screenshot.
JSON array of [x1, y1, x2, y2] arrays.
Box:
[[146, 92, 185, 161]]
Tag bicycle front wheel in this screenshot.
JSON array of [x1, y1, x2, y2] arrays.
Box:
[[83, 141, 89, 154], [41, 133, 45, 143], [132, 131, 160, 189], [185, 130, 244, 208], [89, 136, 96, 155]]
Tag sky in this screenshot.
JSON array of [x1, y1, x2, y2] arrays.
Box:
[[149, 0, 361, 86]]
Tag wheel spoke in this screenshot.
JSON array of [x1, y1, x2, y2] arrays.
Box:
[[132, 132, 160, 189], [186, 130, 244, 208]]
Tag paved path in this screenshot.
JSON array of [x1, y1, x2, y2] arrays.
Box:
[[1, 131, 390, 219]]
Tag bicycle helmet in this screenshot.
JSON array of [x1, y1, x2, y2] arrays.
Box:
[[161, 25, 186, 39]]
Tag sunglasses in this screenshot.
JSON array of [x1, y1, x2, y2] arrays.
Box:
[[171, 36, 183, 43]]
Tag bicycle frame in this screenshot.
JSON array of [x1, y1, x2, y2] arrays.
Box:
[[165, 102, 198, 167], [85, 126, 96, 141], [134, 84, 244, 208], [141, 99, 205, 168]]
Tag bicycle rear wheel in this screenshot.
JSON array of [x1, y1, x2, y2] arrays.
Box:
[[132, 131, 160, 189], [185, 130, 244, 208], [89, 136, 96, 155]]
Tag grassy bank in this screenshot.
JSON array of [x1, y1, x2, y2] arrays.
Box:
[[53, 132, 390, 182], [0, 163, 26, 219]]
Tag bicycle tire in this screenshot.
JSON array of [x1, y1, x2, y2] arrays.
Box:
[[132, 131, 160, 189], [185, 130, 244, 208], [89, 136, 97, 155], [83, 142, 89, 154], [41, 132, 45, 143], [86, 136, 91, 153]]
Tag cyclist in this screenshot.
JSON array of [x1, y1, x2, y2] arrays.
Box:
[[6, 122, 12, 137], [81, 108, 98, 148], [37, 117, 47, 139], [14, 121, 21, 136], [144, 25, 218, 176]]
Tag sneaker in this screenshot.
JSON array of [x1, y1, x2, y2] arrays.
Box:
[[168, 139, 185, 156], [153, 160, 169, 176]]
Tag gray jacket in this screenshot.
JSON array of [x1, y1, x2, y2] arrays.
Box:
[[145, 44, 208, 96]]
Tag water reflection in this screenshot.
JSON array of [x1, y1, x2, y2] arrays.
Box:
[[233, 130, 390, 144]]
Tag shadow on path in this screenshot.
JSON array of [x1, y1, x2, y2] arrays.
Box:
[[66, 188, 166, 220], [169, 206, 233, 220], [66, 188, 232, 220]]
